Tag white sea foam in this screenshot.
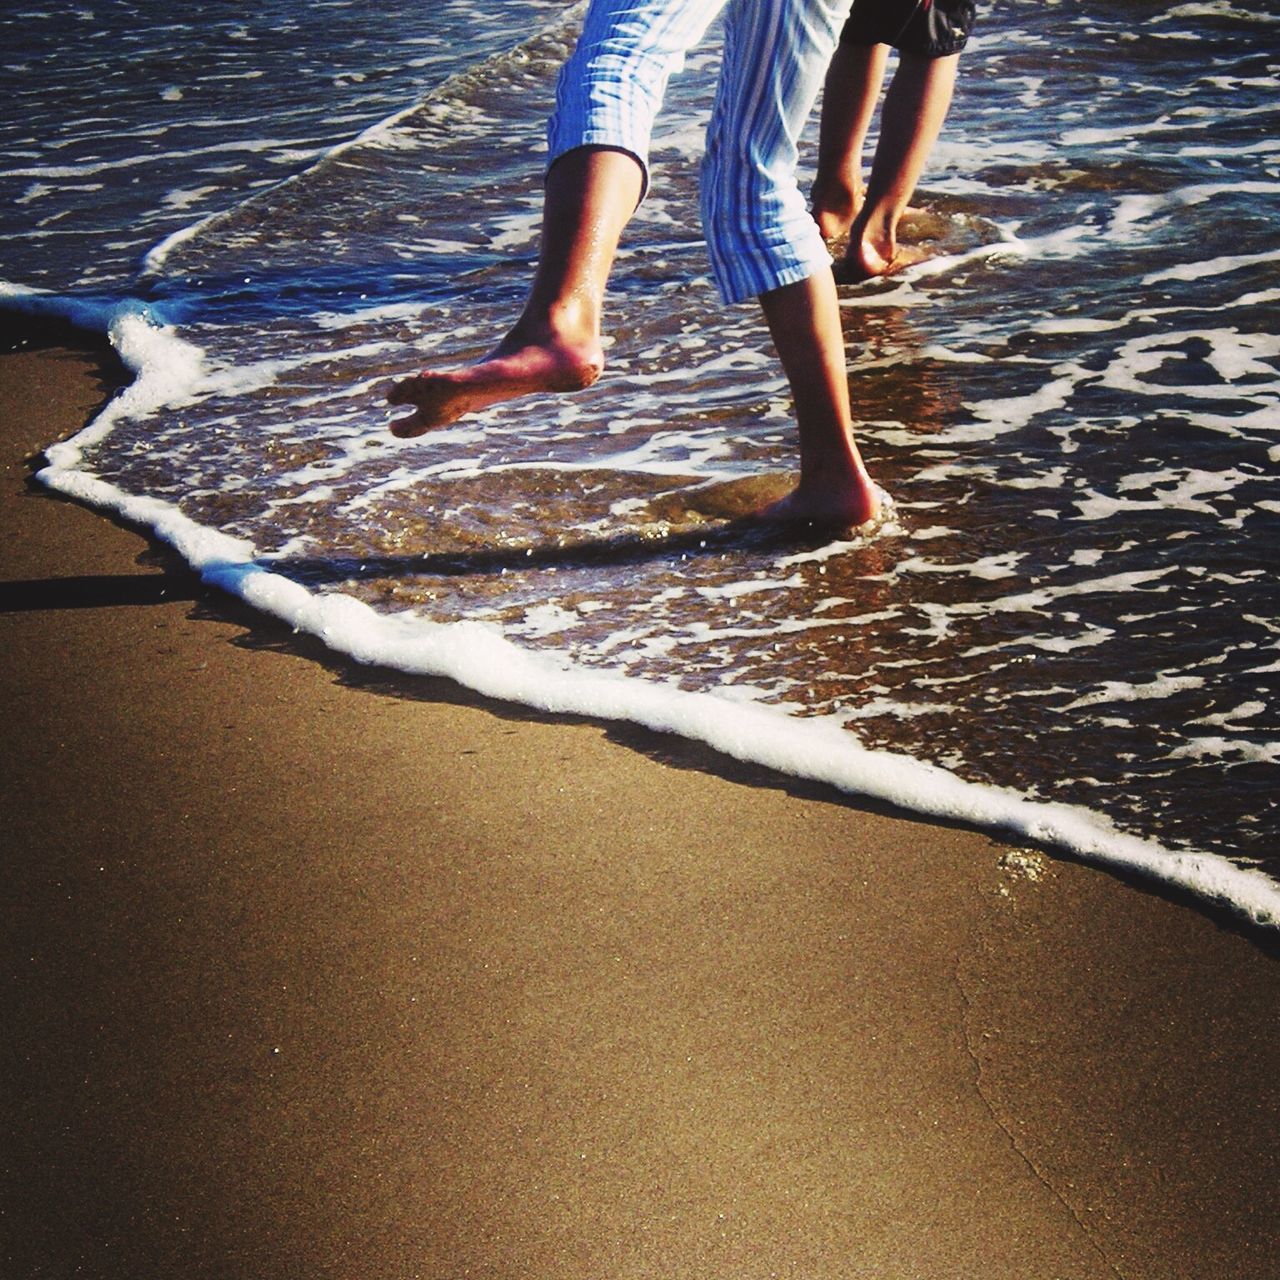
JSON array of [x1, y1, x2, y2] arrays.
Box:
[[142, 207, 238, 276], [1143, 249, 1280, 286], [35, 432, 1280, 929], [162, 185, 225, 211], [1158, 1, 1279, 21], [1014, 223, 1099, 259], [1189, 701, 1267, 728], [16, 274, 1274, 931], [1111, 180, 1280, 238], [1170, 738, 1280, 765], [939, 370, 1081, 444], [1097, 330, 1280, 401], [1178, 140, 1280, 160], [1061, 675, 1207, 713], [696, 574, 805, 600], [1061, 117, 1185, 147], [1, 134, 326, 183], [1072, 467, 1252, 521], [894, 552, 1025, 581], [13, 0, 1280, 931], [40, 309, 207, 464]]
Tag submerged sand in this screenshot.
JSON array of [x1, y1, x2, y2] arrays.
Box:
[[2, 340, 1277, 1279]]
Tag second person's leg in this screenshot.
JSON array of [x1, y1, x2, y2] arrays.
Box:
[[810, 39, 890, 242], [839, 47, 958, 280]]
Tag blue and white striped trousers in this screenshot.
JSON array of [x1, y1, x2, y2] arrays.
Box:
[[546, 0, 852, 304]]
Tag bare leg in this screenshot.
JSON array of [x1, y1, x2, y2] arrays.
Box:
[[810, 42, 890, 243], [387, 147, 643, 436], [756, 270, 880, 528], [838, 50, 959, 281]]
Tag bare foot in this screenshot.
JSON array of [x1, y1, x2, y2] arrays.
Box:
[[811, 173, 863, 244], [834, 238, 931, 285], [386, 338, 603, 437], [754, 476, 886, 532], [812, 178, 927, 252]]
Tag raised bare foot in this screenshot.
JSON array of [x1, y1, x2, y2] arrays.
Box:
[[386, 337, 603, 437], [754, 476, 886, 532]]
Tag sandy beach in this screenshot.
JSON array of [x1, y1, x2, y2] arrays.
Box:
[[3, 338, 1277, 1279]]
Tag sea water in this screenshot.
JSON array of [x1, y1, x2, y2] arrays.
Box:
[[2, 0, 1278, 926]]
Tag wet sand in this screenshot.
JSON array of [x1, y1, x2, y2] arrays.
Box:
[[3, 340, 1277, 1279]]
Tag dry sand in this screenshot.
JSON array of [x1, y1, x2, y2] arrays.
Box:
[[2, 341, 1277, 1279]]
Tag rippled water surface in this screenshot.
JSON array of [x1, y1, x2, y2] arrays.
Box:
[[4, 0, 1279, 900]]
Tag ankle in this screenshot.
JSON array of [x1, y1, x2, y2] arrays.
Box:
[[859, 206, 901, 258], [505, 300, 599, 359], [547, 294, 599, 339], [766, 468, 881, 529], [811, 169, 862, 237]]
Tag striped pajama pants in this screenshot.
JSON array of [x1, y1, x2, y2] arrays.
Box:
[[546, 0, 853, 304]]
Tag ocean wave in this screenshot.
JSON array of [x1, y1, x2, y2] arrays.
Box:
[[12, 0, 1280, 930]]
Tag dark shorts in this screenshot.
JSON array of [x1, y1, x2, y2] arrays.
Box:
[[840, 0, 977, 57]]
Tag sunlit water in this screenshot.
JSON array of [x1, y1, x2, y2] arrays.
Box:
[[3, 0, 1278, 921]]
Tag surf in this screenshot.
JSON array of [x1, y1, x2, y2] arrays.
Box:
[[9, 0, 1280, 929]]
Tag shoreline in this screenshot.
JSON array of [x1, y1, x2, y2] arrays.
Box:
[[22, 311, 1278, 932], [3, 340, 1278, 1278]]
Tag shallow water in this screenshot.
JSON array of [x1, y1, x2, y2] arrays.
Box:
[[4, 0, 1279, 921]]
